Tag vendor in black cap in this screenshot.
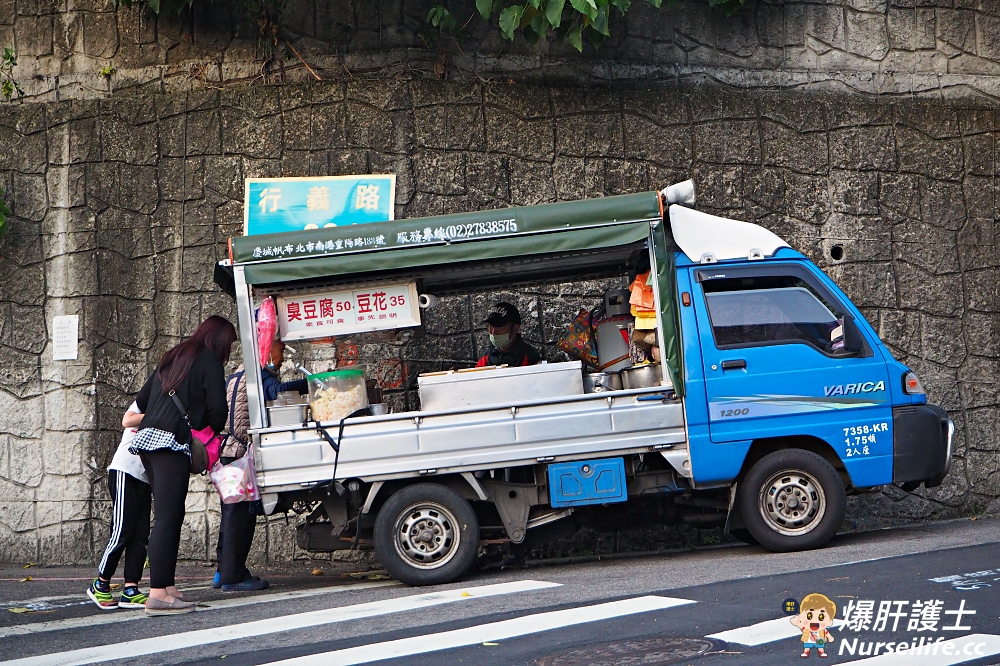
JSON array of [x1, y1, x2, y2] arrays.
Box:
[[476, 301, 542, 368]]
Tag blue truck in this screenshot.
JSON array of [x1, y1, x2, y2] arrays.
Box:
[[220, 180, 952, 585]]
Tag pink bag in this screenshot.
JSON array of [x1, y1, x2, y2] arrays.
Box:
[[192, 425, 222, 470]]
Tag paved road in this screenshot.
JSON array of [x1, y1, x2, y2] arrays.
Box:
[[2, 517, 999, 665]]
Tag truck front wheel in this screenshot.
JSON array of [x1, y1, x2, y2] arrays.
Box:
[[374, 483, 480, 586], [739, 449, 846, 552]]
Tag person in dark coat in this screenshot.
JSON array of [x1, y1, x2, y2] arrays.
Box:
[[214, 340, 307, 592], [475, 301, 542, 368], [129, 315, 237, 615]]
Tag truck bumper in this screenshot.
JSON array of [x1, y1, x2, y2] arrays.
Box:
[[892, 404, 953, 488]]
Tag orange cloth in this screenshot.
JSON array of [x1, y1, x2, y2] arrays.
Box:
[[629, 272, 655, 312]]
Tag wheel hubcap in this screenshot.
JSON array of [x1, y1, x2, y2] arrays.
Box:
[[758, 469, 826, 537], [393, 501, 460, 570]]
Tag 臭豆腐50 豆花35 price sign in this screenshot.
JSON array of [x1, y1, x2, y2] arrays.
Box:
[[276, 282, 420, 341], [244, 175, 395, 236]]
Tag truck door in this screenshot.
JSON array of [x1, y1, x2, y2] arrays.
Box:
[[690, 262, 893, 481]]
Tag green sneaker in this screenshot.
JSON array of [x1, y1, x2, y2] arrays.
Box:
[[86, 578, 118, 610], [118, 586, 149, 609]]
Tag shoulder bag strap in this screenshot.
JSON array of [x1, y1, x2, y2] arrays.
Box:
[[168, 390, 193, 428], [228, 370, 245, 442]]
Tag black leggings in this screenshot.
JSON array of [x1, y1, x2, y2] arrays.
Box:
[[140, 449, 190, 589]]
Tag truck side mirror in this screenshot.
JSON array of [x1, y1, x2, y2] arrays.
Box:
[[832, 314, 864, 355]]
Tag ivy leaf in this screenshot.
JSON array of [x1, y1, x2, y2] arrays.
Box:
[[0, 189, 10, 237], [566, 21, 584, 51], [527, 0, 541, 8], [569, 0, 598, 21], [145, 0, 160, 12], [588, 24, 607, 48], [476, 0, 494, 19], [545, 0, 566, 27], [529, 10, 548, 35], [523, 24, 540, 43], [499, 5, 524, 40], [592, 7, 609, 35], [645, 0, 662, 6], [610, 0, 631, 12]]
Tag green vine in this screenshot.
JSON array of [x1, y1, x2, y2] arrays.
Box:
[[476, 0, 744, 52], [111, 0, 748, 57], [0, 188, 11, 236], [1, 48, 22, 101]]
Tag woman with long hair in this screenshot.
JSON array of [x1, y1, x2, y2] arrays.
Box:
[[129, 315, 237, 615]]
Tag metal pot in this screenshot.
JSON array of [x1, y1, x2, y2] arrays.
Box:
[[583, 372, 623, 393], [620, 363, 662, 390], [267, 403, 309, 426]]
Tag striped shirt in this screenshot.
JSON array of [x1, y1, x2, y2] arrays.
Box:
[[128, 428, 190, 457]]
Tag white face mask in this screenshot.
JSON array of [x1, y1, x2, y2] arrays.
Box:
[[490, 332, 511, 349]]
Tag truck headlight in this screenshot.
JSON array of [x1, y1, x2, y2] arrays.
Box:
[[902, 371, 925, 395]]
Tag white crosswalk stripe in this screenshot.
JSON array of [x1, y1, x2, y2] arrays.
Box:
[[0, 581, 399, 639], [0, 580, 560, 666], [258, 595, 696, 666], [707, 617, 847, 646]]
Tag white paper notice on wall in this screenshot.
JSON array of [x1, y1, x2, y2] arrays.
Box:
[[52, 315, 79, 361]]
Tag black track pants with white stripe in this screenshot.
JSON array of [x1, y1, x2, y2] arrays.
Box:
[[97, 470, 152, 583]]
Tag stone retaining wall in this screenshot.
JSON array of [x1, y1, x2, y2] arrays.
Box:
[[6, 0, 1000, 100]]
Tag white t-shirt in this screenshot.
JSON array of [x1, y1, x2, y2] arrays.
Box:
[[108, 402, 149, 484]]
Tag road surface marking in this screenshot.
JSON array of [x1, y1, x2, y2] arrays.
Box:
[[843, 634, 1000, 664], [259, 595, 695, 666], [0, 580, 560, 666], [708, 617, 846, 646], [0, 581, 398, 639]]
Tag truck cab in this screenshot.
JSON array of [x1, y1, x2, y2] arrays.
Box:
[[218, 181, 952, 584], [668, 204, 952, 549]]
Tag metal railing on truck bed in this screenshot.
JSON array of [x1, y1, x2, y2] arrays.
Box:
[[253, 385, 688, 492]]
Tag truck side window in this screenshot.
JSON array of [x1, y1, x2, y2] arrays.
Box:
[[702, 275, 844, 351]]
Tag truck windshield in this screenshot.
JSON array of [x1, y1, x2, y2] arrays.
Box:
[[702, 276, 843, 350]]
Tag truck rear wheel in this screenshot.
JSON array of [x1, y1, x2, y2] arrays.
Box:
[[374, 483, 480, 586], [739, 449, 846, 552]]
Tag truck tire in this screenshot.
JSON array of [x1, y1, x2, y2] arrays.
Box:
[[739, 449, 846, 553], [374, 483, 480, 586]]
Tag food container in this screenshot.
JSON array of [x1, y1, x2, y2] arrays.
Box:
[[620, 363, 664, 390], [595, 316, 633, 373], [603, 288, 631, 317], [583, 372, 623, 393], [307, 369, 369, 422], [418, 361, 583, 411], [267, 404, 309, 426]]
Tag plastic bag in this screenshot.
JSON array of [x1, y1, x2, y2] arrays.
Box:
[[209, 447, 260, 504], [257, 298, 277, 368]]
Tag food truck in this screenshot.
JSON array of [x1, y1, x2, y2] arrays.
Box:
[[215, 181, 952, 586]]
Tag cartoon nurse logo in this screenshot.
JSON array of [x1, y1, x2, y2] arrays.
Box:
[[788, 593, 836, 658]]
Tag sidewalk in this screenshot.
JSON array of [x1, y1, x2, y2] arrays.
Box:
[[0, 558, 390, 616]]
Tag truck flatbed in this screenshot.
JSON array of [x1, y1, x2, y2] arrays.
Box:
[[255, 385, 688, 492]]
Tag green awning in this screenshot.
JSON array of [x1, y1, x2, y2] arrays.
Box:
[[651, 223, 685, 398], [231, 192, 662, 285]]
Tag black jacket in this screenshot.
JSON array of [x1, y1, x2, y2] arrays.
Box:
[[136, 348, 228, 443], [477, 336, 542, 368]]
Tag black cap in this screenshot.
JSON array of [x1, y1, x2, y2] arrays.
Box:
[[484, 301, 521, 327]]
